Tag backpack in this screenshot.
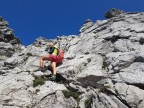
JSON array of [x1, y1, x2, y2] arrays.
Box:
[[57, 49, 64, 64]]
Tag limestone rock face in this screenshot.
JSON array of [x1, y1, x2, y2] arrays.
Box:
[[0, 17, 20, 44], [1, 9, 144, 108], [0, 17, 22, 61]]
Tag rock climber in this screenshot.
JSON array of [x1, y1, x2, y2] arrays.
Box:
[[39, 42, 58, 81]]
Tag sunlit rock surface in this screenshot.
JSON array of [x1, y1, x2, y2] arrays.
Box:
[[1, 9, 144, 108]]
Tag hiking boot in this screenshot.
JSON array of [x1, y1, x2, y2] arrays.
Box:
[[49, 75, 56, 81], [40, 67, 45, 72], [40, 66, 47, 72]]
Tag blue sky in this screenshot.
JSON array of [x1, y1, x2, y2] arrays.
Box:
[[1, 0, 144, 46]]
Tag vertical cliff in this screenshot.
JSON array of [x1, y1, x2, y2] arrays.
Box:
[[1, 9, 144, 108]]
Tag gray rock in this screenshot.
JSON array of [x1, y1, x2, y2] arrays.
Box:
[[33, 90, 77, 108], [113, 39, 137, 52], [0, 17, 20, 44], [33, 71, 44, 77], [0, 42, 14, 57], [113, 62, 144, 84], [105, 8, 125, 19], [1, 10, 144, 108], [115, 83, 144, 108], [80, 19, 94, 33]]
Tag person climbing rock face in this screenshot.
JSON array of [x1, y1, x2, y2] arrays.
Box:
[[39, 42, 58, 81]]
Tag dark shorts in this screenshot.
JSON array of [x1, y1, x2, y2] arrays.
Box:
[[49, 54, 57, 62]]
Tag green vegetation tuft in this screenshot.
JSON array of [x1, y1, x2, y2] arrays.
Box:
[[27, 52, 33, 56], [98, 84, 111, 93], [102, 60, 109, 69], [73, 106, 80, 108], [85, 96, 93, 108], [33, 76, 46, 87], [35, 89, 40, 94], [62, 90, 81, 102]]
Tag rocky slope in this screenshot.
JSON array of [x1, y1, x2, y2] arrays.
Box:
[[1, 9, 144, 108]]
